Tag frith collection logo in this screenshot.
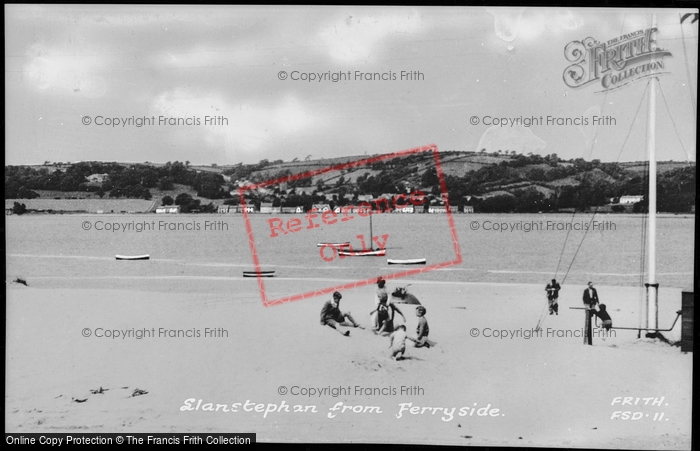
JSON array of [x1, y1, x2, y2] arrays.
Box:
[[563, 27, 672, 92]]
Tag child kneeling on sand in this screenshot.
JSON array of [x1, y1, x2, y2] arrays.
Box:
[[389, 324, 408, 360], [593, 304, 613, 339]]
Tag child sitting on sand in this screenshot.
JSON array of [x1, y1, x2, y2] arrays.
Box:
[[370, 299, 391, 335], [389, 324, 408, 360], [409, 305, 431, 348], [370, 297, 405, 336], [320, 291, 364, 336]]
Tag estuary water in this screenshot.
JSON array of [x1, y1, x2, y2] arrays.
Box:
[[6, 212, 694, 294]]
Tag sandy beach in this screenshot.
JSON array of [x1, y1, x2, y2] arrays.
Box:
[[6, 278, 691, 448]]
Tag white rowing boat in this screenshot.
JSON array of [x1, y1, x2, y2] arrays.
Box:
[[243, 271, 276, 277], [338, 249, 386, 257], [115, 254, 150, 260], [317, 242, 350, 247], [387, 258, 426, 265]]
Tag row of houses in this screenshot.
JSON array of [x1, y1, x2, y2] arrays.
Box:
[[212, 204, 474, 214], [157, 197, 643, 215]]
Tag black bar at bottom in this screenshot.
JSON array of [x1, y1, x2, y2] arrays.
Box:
[[5, 434, 256, 446]]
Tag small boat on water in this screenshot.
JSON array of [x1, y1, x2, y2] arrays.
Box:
[[317, 242, 350, 247], [338, 249, 386, 257], [336, 214, 386, 257], [387, 258, 426, 265], [243, 270, 275, 277], [115, 254, 150, 260]]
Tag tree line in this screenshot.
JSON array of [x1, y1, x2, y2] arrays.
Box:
[[5, 155, 695, 214]]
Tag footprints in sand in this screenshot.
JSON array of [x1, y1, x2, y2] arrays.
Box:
[[350, 358, 385, 372], [350, 356, 411, 372], [70, 386, 148, 404]]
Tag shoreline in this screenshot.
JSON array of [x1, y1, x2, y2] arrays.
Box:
[[5, 206, 696, 218], [8, 276, 693, 291]]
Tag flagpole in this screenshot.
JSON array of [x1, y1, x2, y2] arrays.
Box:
[[370, 210, 374, 251], [645, 13, 659, 333]]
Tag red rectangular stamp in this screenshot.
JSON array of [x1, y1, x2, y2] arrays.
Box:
[[240, 144, 461, 307]]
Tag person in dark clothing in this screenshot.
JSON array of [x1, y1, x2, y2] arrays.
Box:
[[545, 279, 561, 315], [592, 304, 613, 338], [320, 292, 364, 336], [582, 281, 600, 309], [369, 297, 406, 336]]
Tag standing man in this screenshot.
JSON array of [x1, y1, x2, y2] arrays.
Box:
[[582, 281, 599, 309], [373, 277, 389, 329], [545, 279, 561, 315], [320, 292, 364, 336]]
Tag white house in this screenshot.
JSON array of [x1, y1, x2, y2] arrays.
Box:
[[259, 203, 275, 213], [156, 205, 180, 214], [312, 203, 331, 212], [620, 195, 644, 204], [392, 205, 415, 213], [85, 173, 109, 183]]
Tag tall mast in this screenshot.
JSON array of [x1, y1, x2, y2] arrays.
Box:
[[645, 13, 659, 332]]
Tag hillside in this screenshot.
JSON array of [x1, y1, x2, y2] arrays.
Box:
[[5, 152, 696, 214]]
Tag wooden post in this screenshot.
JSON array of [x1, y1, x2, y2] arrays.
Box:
[[584, 308, 593, 345], [570, 307, 593, 345], [681, 291, 694, 353]]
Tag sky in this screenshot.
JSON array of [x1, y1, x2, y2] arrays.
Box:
[[5, 5, 698, 166]]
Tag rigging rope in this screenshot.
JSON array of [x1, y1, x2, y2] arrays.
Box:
[[558, 207, 601, 287], [679, 13, 697, 121], [536, 209, 577, 331], [538, 15, 631, 331], [554, 210, 576, 279], [658, 82, 693, 161], [537, 78, 651, 331], [560, 80, 649, 285]]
